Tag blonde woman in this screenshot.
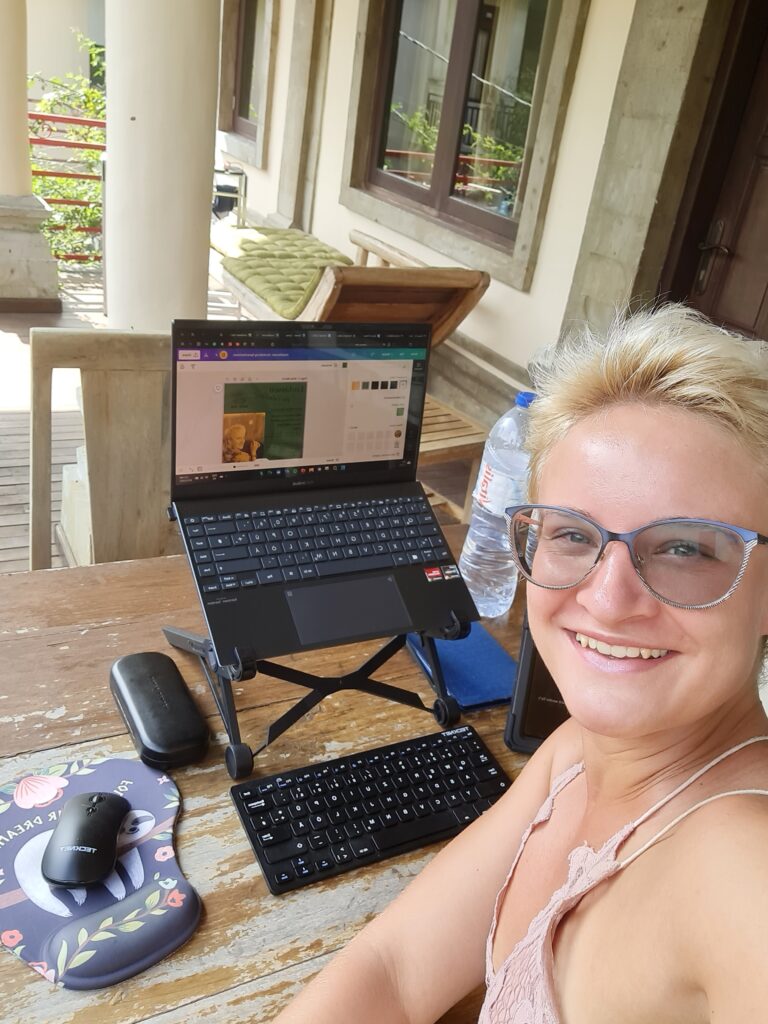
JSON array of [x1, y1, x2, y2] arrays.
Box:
[[274, 305, 768, 1024]]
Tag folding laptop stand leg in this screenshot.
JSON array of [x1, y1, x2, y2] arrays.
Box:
[[163, 626, 460, 780]]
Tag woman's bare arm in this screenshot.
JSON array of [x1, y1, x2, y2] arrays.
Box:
[[272, 720, 583, 1024], [684, 797, 768, 1022]]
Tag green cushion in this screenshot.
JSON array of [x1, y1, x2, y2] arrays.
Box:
[[221, 228, 352, 319]]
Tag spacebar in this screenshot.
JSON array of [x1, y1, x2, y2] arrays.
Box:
[[372, 811, 459, 852], [316, 554, 395, 577]]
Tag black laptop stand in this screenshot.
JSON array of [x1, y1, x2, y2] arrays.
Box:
[[163, 624, 464, 779]]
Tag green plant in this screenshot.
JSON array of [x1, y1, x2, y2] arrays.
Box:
[[393, 104, 439, 153], [390, 103, 524, 206], [28, 32, 105, 261]]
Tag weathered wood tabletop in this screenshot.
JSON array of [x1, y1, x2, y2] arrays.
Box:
[[0, 549, 527, 1023]]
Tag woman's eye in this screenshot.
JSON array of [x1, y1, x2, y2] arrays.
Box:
[[657, 540, 711, 558], [546, 529, 594, 546]]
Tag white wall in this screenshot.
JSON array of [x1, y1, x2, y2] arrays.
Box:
[[27, 0, 96, 97], [218, 0, 637, 371]]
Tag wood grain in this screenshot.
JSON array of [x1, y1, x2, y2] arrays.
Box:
[[0, 555, 526, 1022]]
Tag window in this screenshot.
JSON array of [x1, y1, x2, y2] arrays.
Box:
[[233, 0, 270, 142], [218, 0, 277, 167], [370, 0, 550, 242]]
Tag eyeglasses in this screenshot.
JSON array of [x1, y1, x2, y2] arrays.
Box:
[[504, 504, 768, 609]]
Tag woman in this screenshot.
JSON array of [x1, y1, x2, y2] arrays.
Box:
[[273, 304, 768, 1023]]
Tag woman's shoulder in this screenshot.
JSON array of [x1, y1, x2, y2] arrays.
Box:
[[666, 792, 768, 1010], [499, 717, 584, 815], [673, 786, 768, 870]]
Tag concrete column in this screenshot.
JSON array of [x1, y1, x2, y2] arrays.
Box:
[[0, 0, 59, 309], [104, 0, 220, 330]]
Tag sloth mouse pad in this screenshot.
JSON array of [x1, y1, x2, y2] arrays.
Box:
[[0, 756, 201, 989]]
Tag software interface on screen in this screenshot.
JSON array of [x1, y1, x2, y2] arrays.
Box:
[[173, 326, 428, 487]]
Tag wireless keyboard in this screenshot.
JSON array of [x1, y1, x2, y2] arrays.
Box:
[[231, 724, 511, 894]]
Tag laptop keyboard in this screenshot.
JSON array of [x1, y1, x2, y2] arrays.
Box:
[[182, 495, 453, 593], [231, 724, 510, 894]]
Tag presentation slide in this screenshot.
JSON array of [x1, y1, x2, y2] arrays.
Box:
[[174, 351, 414, 476]]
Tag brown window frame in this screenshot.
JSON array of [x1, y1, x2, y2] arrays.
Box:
[[367, 0, 532, 244], [233, 0, 265, 143]]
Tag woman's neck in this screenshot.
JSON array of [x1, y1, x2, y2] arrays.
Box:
[[579, 695, 768, 811]]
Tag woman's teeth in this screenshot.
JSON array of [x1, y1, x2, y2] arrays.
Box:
[[575, 633, 668, 660]]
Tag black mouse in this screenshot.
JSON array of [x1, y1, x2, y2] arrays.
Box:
[[41, 792, 131, 887]]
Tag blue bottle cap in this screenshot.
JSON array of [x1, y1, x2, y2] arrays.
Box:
[[515, 391, 536, 409]]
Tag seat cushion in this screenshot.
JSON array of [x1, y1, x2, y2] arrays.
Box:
[[221, 228, 352, 319]]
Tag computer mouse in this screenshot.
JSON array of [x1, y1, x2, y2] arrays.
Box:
[[41, 792, 131, 887]]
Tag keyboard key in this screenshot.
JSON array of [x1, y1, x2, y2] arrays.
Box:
[[262, 836, 311, 863], [316, 554, 395, 577], [373, 810, 457, 851], [257, 569, 283, 584], [257, 825, 291, 846]]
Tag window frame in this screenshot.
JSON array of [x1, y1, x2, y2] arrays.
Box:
[[367, 0, 518, 242], [218, 0, 278, 169], [341, 0, 591, 290]]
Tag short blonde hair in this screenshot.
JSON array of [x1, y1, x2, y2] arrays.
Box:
[[526, 303, 768, 499]]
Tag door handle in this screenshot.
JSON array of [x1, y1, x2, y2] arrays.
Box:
[[697, 242, 732, 256]]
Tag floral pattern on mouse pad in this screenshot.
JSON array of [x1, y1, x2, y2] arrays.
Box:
[[0, 756, 201, 989]]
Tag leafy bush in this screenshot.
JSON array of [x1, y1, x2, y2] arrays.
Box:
[[28, 34, 105, 262]]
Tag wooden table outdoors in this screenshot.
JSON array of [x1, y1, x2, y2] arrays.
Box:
[[0, 544, 527, 1024]]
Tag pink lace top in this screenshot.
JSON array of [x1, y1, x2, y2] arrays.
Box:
[[477, 736, 768, 1024]]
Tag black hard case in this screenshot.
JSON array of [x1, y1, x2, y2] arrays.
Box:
[[110, 652, 209, 769]]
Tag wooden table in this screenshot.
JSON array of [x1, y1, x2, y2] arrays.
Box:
[[0, 551, 527, 1023]]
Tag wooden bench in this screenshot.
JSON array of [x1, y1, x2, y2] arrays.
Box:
[[418, 396, 486, 522]]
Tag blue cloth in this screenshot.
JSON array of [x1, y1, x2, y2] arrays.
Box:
[[407, 622, 517, 709]]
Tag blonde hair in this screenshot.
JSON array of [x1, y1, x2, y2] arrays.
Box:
[[527, 303, 768, 499]]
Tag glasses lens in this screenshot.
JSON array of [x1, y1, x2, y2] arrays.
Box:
[[509, 507, 603, 587], [633, 521, 746, 605]]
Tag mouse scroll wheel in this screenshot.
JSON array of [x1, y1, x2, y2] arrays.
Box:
[[89, 794, 106, 804]]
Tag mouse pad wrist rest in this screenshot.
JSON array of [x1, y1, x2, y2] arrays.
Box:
[[0, 756, 201, 989]]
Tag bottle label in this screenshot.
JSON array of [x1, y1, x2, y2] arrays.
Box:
[[473, 457, 527, 516]]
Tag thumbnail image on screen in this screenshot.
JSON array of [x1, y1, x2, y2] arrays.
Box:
[[223, 382, 307, 461]]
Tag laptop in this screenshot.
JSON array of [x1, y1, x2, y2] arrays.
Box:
[[170, 320, 479, 671]]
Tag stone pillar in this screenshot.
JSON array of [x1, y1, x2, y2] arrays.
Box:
[[0, 0, 60, 311], [104, 0, 220, 330]]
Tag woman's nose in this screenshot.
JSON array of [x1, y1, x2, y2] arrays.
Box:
[[575, 539, 658, 620]]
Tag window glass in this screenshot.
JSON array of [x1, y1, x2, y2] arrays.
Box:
[[378, 0, 458, 191], [451, 0, 547, 218], [373, 0, 549, 232]]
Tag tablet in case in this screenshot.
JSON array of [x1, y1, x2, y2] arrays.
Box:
[[504, 614, 569, 753]]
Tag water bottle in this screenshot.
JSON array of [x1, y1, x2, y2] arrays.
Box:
[[459, 391, 536, 617]]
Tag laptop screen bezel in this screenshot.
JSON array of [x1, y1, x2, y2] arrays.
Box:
[[170, 319, 431, 503]]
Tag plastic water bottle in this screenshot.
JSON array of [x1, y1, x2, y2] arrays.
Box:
[[459, 391, 536, 617]]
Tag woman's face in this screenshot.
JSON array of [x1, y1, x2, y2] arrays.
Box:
[[528, 403, 768, 740]]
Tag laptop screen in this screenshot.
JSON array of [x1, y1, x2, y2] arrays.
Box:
[[171, 320, 430, 501]]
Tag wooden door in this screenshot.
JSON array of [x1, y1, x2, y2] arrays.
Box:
[[687, 29, 768, 337]]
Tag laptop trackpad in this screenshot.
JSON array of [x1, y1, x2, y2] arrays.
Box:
[[285, 576, 412, 646]]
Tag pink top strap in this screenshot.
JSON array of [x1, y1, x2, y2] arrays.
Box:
[[479, 735, 768, 1024]]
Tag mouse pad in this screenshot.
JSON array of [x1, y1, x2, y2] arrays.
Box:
[[0, 756, 201, 989]]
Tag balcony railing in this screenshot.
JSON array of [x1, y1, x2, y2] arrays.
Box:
[[28, 110, 106, 262]]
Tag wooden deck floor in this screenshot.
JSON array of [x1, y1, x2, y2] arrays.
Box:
[[0, 267, 472, 574], [0, 410, 84, 571]]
